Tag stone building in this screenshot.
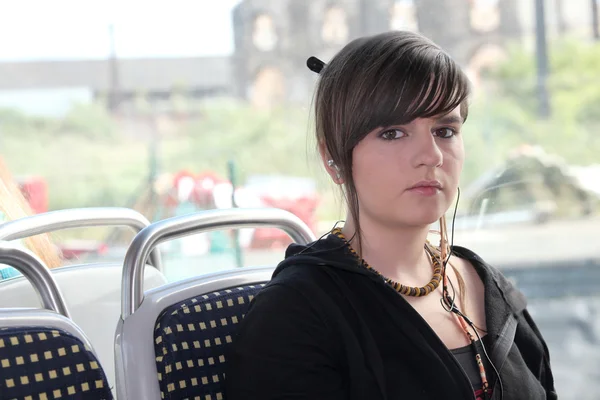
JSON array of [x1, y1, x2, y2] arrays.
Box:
[[231, 0, 524, 108]]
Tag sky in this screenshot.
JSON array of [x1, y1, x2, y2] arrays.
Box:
[[0, 0, 241, 61]]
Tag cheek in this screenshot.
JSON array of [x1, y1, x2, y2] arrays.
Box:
[[445, 140, 465, 175], [351, 146, 408, 202], [351, 145, 386, 191]]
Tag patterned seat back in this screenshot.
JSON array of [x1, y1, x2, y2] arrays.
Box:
[[0, 323, 113, 400], [153, 283, 266, 400], [0, 262, 168, 393], [0, 243, 114, 399]]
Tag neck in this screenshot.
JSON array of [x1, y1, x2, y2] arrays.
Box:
[[342, 215, 435, 285]]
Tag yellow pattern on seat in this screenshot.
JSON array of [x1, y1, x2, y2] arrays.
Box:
[[154, 283, 266, 400], [0, 326, 113, 399]]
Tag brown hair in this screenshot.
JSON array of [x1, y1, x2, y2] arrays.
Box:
[[0, 160, 62, 269], [314, 31, 471, 252]]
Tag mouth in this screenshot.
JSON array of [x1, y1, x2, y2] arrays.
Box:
[[407, 180, 443, 196], [408, 180, 443, 190]]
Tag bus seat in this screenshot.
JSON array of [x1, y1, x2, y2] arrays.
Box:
[[0, 244, 113, 400], [118, 267, 272, 400], [154, 280, 268, 400], [0, 262, 167, 394], [0, 207, 167, 392], [116, 208, 315, 400]]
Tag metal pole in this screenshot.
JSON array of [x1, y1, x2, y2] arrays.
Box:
[[108, 24, 120, 112], [535, 0, 551, 118], [148, 123, 159, 211], [593, 0, 600, 40], [555, 0, 566, 36], [227, 160, 244, 268], [360, 0, 368, 35]]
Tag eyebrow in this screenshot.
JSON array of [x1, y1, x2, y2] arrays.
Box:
[[435, 115, 464, 125]]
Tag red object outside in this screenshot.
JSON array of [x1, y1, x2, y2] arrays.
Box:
[[161, 170, 319, 249], [14, 177, 108, 260], [60, 241, 109, 260], [250, 195, 318, 249], [18, 177, 49, 214]]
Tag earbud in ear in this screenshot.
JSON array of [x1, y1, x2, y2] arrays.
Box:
[[327, 160, 342, 182]]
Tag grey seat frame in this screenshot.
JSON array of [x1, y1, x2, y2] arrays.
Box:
[[0, 244, 112, 398], [115, 208, 315, 400], [115, 267, 274, 400], [0, 242, 98, 367], [0, 261, 167, 396], [0, 207, 167, 394], [0, 206, 162, 271]]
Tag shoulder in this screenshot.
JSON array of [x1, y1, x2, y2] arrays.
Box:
[[245, 282, 321, 324], [270, 262, 336, 290], [449, 245, 505, 289], [232, 272, 343, 358], [248, 262, 341, 321], [451, 245, 516, 289], [262, 264, 345, 319], [271, 247, 362, 294], [449, 252, 557, 397], [451, 245, 528, 312], [245, 258, 366, 337]]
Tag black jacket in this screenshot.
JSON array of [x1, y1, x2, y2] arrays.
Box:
[[225, 234, 557, 400]]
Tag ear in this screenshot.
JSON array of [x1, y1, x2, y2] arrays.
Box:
[[318, 141, 344, 185]]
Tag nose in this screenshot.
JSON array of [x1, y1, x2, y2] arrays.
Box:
[[413, 132, 443, 168]]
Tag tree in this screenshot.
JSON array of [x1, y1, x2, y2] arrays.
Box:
[[477, 39, 600, 165]]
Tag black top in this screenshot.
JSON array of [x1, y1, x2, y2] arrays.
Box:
[[225, 235, 557, 400], [450, 335, 493, 389]]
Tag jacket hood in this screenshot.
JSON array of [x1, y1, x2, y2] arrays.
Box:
[[273, 234, 372, 278], [274, 234, 528, 318]]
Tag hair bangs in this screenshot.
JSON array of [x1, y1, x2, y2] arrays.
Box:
[[365, 48, 470, 132]]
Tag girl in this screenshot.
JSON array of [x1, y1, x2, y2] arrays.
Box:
[[225, 31, 556, 400]]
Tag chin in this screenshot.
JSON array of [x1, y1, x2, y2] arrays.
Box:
[[414, 215, 442, 227], [374, 202, 448, 229], [399, 210, 444, 228], [381, 213, 441, 229]]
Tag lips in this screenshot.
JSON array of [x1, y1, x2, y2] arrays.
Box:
[[406, 180, 442, 196], [407, 180, 442, 190]]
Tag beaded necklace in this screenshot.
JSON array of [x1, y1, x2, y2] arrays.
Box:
[[331, 227, 492, 399], [332, 228, 442, 297]]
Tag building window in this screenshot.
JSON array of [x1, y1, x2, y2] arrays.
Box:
[[321, 6, 349, 46], [250, 66, 285, 110], [252, 14, 278, 52], [390, 0, 418, 31], [470, 0, 501, 33]]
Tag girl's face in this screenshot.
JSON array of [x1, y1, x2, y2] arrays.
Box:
[[347, 106, 465, 229]]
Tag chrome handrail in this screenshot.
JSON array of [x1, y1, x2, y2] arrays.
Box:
[[0, 242, 70, 317], [0, 207, 162, 272], [121, 208, 316, 318]]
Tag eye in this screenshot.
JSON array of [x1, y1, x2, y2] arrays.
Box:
[[379, 129, 406, 141], [433, 127, 457, 138]]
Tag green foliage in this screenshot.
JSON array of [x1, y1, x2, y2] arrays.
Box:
[[181, 101, 319, 183], [0, 102, 117, 141], [484, 40, 600, 118], [1, 133, 148, 211], [0, 108, 59, 137], [475, 38, 600, 167], [1, 39, 599, 224], [61, 102, 117, 139]]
